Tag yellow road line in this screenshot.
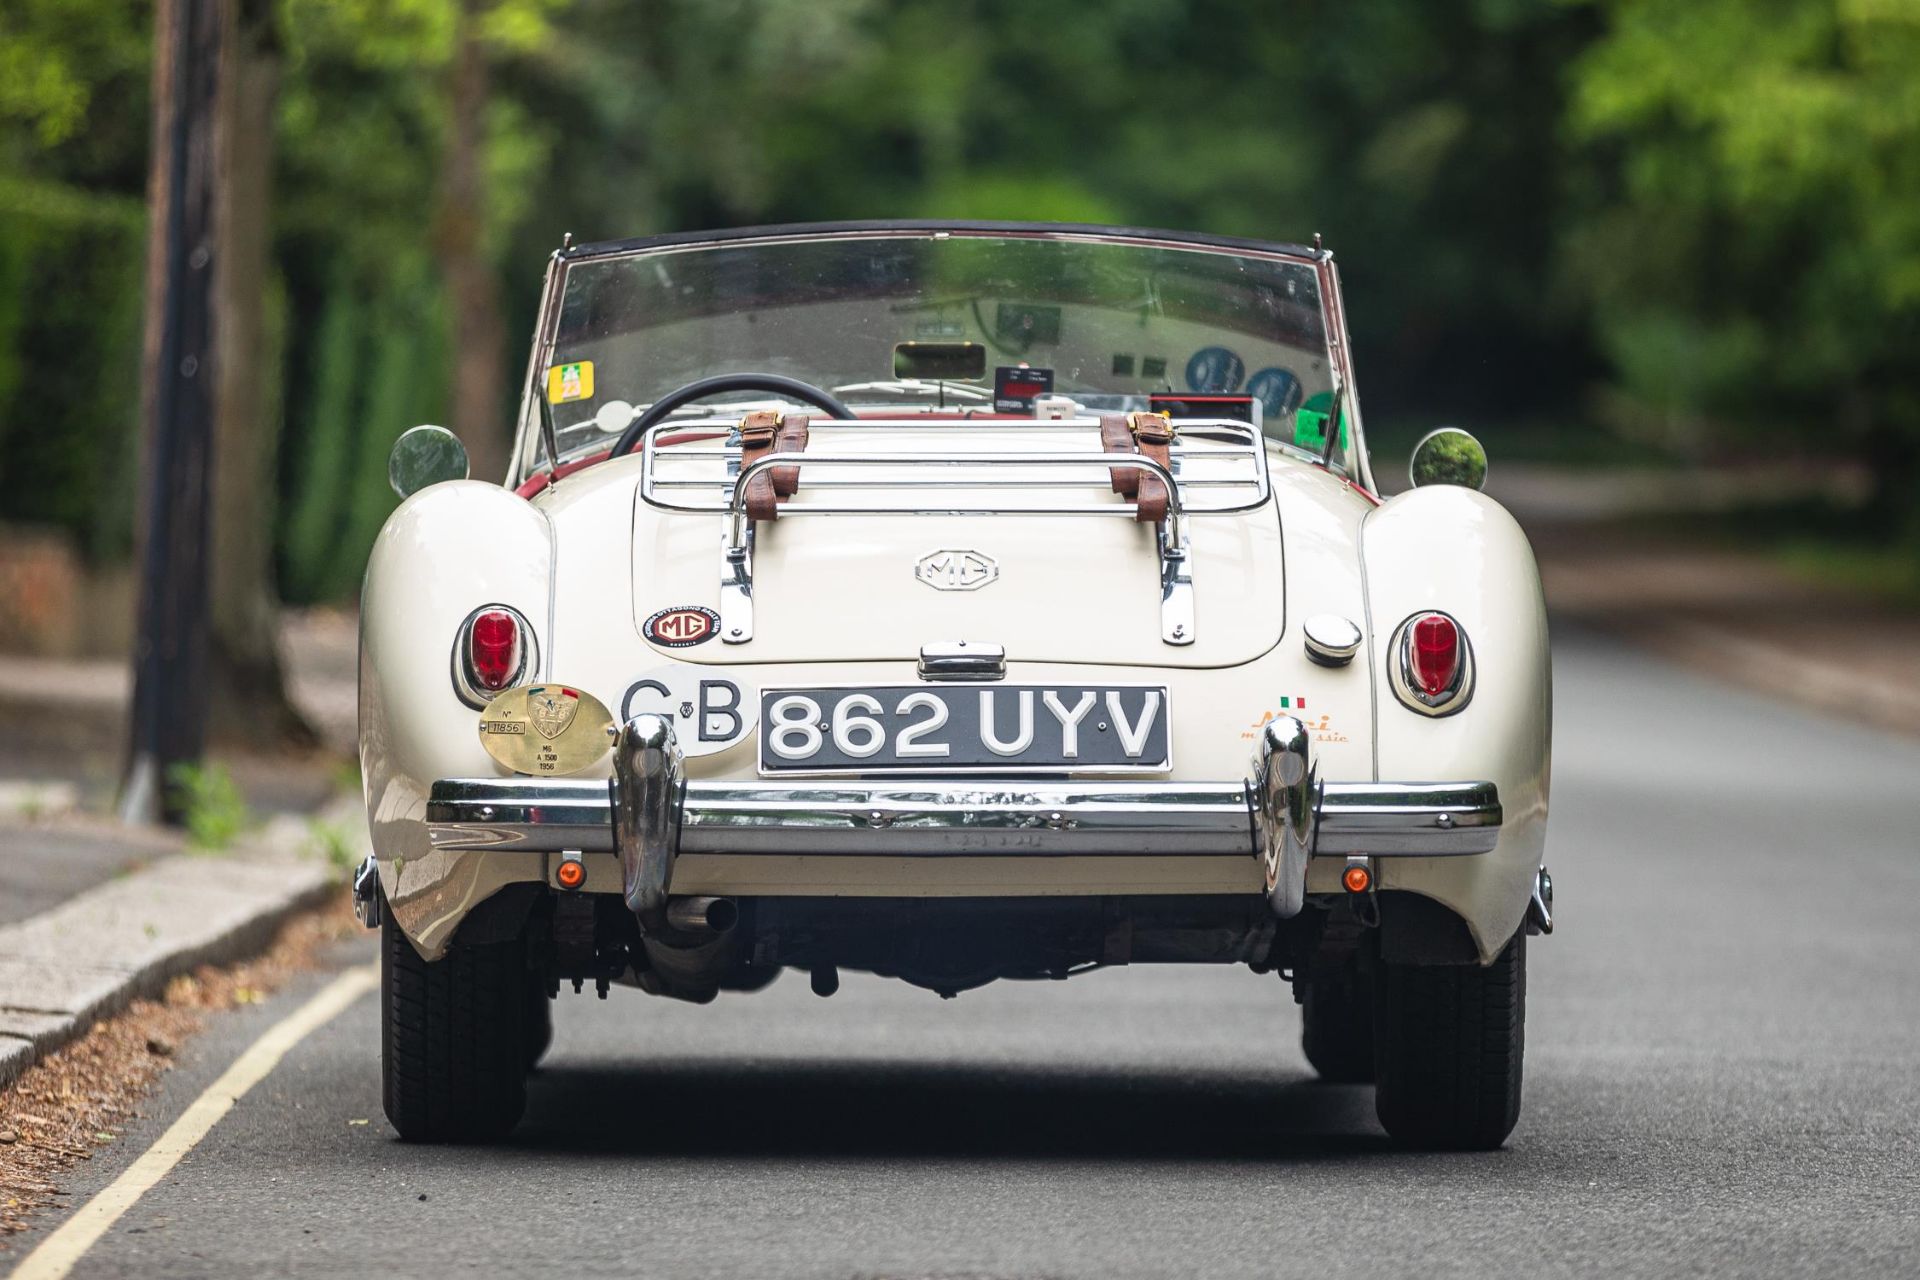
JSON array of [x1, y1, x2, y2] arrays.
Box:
[[9, 965, 379, 1280]]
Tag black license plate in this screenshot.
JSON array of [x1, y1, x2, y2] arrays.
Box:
[[757, 684, 1172, 774]]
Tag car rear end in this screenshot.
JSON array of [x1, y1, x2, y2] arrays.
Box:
[[358, 223, 1550, 1149], [394, 419, 1515, 998]]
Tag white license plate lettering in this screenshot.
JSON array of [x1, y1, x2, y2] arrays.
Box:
[[830, 694, 887, 759], [978, 689, 1035, 756], [1105, 689, 1162, 758], [759, 685, 1170, 773], [766, 694, 825, 760], [894, 692, 950, 758], [1042, 690, 1096, 758]]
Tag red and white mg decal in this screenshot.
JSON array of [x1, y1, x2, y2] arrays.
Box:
[[642, 605, 719, 648]]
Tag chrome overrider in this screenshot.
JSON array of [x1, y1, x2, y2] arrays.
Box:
[[420, 715, 1503, 929]]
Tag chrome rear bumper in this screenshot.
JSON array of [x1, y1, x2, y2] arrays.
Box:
[[424, 715, 1501, 922]]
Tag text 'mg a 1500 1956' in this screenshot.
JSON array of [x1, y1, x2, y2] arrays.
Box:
[[477, 684, 616, 775]]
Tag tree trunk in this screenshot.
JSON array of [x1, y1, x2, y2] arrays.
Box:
[[436, 0, 510, 486], [122, 0, 220, 824], [207, 0, 316, 750]]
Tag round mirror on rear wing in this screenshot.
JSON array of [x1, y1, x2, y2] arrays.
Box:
[[389, 424, 471, 499], [1408, 427, 1488, 491]]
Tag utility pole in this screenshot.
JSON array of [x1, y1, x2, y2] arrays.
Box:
[[122, 0, 222, 825]]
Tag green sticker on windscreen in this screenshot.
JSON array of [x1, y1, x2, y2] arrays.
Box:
[[1292, 402, 1348, 452]]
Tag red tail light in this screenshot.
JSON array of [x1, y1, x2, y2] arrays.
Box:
[[1409, 613, 1460, 697], [468, 609, 522, 693]]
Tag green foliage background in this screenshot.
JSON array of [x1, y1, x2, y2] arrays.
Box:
[[1, 0, 1916, 600]]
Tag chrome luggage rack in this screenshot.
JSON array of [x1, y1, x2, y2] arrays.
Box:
[[637, 416, 1273, 648]]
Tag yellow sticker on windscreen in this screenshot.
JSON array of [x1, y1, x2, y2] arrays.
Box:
[[546, 361, 594, 404]]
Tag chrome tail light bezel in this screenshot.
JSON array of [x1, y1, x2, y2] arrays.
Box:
[[1388, 610, 1475, 717], [450, 603, 539, 709]]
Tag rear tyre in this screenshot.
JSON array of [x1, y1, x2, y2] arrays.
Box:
[[1372, 931, 1525, 1150], [523, 980, 553, 1073], [1301, 951, 1374, 1083], [382, 913, 531, 1142]]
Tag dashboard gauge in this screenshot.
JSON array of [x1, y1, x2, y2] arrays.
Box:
[[1247, 367, 1304, 418], [1184, 346, 1245, 394]]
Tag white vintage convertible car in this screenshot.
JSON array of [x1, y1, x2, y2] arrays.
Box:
[[357, 221, 1552, 1149]]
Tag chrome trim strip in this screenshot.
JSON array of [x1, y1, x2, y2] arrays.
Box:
[[424, 773, 1500, 865], [719, 521, 754, 645], [1314, 782, 1501, 854], [1159, 517, 1194, 645], [427, 777, 611, 851], [509, 251, 567, 484], [680, 782, 1256, 855]]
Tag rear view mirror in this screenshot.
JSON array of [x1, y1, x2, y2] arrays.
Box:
[[1408, 427, 1488, 491], [388, 424, 470, 499], [893, 341, 986, 381]]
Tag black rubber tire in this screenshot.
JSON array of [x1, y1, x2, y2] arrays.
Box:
[[1372, 931, 1525, 1150], [382, 914, 531, 1142], [1301, 951, 1375, 1083], [523, 981, 553, 1073]]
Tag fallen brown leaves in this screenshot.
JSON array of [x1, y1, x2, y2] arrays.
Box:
[[0, 892, 356, 1243]]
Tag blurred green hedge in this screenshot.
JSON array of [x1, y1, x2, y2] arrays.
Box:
[[0, 0, 1914, 604]]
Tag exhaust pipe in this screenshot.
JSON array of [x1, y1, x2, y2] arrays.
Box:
[[664, 895, 738, 935]]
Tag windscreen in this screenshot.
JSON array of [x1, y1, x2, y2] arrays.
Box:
[[535, 231, 1343, 466]]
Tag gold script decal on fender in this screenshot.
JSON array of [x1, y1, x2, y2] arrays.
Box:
[[479, 684, 615, 775]]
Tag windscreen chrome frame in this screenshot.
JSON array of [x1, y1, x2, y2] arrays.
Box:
[[507, 225, 1371, 489]]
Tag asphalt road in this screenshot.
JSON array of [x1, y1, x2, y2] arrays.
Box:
[[14, 626, 1920, 1278]]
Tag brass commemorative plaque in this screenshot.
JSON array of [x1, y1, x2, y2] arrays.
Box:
[[478, 684, 615, 776]]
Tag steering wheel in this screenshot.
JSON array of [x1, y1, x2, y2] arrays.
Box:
[[610, 373, 857, 458]]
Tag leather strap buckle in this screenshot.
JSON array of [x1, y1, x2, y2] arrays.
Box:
[[736, 410, 780, 450], [1127, 411, 1176, 447], [738, 410, 809, 521]]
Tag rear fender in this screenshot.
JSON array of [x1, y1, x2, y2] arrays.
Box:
[[359, 480, 553, 956], [1359, 486, 1550, 961]]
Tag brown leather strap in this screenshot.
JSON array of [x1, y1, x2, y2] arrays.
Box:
[[1128, 411, 1174, 524], [1099, 413, 1138, 495], [738, 410, 782, 521], [770, 414, 809, 497]]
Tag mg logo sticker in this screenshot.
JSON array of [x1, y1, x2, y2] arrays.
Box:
[[915, 549, 999, 592], [642, 605, 720, 647]]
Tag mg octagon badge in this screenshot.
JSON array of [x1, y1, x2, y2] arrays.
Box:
[[916, 548, 999, 592]]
